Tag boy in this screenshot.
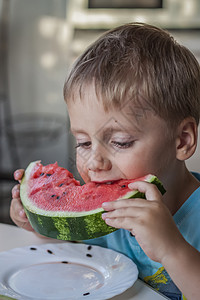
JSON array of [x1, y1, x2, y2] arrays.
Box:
[[10, 23, 200, 300]]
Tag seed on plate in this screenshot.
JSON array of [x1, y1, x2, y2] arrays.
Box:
[[86, 253, 92, 258]]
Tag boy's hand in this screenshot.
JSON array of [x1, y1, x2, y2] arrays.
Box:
[[102, 181, 185, 264], [10, 169, 34, 232]]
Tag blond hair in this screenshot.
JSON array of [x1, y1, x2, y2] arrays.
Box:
[[64, 23, 200, 127]]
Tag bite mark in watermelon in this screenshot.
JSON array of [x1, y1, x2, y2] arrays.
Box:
[[20, 161, 166, 241]]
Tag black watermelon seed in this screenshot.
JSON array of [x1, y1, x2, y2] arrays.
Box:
[[30, 247, 37, 250], [46, 173, 52, 177], [87, 245, 92, 251], [47, 249, 53, 254], [51, 194, 55, 197], [61, 261, 69, 264], [59, 183, 64, 187], [83, 292, 90, 296], [56, 196, 60, 199], [40, 173, 44, 176], [121, 185, 126, 188], [86, 253, 92, 258]]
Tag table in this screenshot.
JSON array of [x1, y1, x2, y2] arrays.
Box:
[[0, 223, 169, 300]]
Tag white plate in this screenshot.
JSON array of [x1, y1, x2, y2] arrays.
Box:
[[0, 243, 138, 300]]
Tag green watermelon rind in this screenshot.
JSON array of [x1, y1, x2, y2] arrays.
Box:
[[0, 295, 17, 300], [20, 161, 165, 241]]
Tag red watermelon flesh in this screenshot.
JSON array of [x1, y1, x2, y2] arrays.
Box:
[[20, 161, 165, 240], [28, 162, 146, 212]]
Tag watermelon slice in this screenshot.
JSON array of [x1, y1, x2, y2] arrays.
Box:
[[20, 161, 166, 241]]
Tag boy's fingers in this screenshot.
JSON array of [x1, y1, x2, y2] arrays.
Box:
[[104, 216, 134, 230], [10, 197, 27, 221], [102, 207, 139, 219], [12, 184, 20, 198], [102, 198, 146, 211], [19, 208, 27, 218], [14, 169, 24, 182], [128, 181, 162, 201]]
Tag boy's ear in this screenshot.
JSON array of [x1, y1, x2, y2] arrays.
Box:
[[176, 117, 198, 161]]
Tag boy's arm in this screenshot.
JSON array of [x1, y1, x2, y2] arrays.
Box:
[[162, 239, 200, 300], [102, 180, 200, 300]]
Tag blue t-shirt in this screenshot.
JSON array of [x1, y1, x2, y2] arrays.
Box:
[[86, 172, 200, 300]]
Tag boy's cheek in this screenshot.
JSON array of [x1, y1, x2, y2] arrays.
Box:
[[76, 156, 90, 183]]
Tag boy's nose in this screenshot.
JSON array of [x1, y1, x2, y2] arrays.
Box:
[[87, 152, 112, 172]]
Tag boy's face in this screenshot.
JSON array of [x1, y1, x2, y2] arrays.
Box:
[[67, 84, 177, 184]]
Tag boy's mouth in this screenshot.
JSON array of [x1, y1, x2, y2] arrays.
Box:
[[92, 179, 122, 184]]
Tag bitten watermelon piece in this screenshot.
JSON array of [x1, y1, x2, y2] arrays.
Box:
[[20, 161, 165, 241]]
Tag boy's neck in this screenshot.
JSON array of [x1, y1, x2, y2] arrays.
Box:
[[163, 164, 200, 215]]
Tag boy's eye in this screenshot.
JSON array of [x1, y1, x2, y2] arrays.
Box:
[[75, 141, 91, 149], [111, 141, 134, 149]]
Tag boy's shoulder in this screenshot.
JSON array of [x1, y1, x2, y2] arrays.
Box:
[[192, 171, 200, 181], [174, 172, 200, 230]]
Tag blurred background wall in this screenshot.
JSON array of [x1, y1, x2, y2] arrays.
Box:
[[0, 0, 200, 223]]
